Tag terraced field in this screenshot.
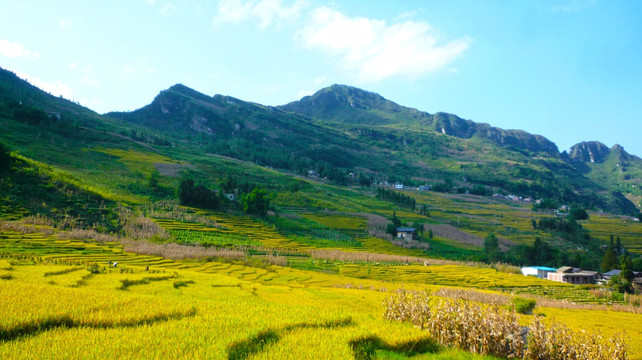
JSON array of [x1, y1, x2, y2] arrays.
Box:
[[153, 219, 262, 247], [2, 230, 642, 359], [582, 213, 642, 254]]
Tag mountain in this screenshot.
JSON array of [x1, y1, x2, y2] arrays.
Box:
[[280, 85, 559, 156], [567, 141, 642, 212], [0, 66, 638, 214], [104, 81, 638, 214]]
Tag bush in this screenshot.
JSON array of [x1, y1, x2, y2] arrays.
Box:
[[510, 297, 536, 314]]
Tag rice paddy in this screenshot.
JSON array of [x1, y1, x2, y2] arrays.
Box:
[[1, 205, 641, 359]]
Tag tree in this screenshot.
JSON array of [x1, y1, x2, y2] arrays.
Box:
[[385, 223, 397, 237], [411, 221, 424, 237], [0, 141, 11, 173], [241, 188, 270, 216], [610, 254, 634, 294], [601, 243, 618, 272], [148, 170, 161, 189], [177, 176, 220, 209], [419, 204, 430, 217], [483, 233, 502, 263], [391, 211, 401, 229], [569, 206, 588, 220], [616, 236, 623, 256], [428, 229, 433, 240]]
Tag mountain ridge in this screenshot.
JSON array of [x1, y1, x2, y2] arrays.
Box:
[[1, 67, 639, 214], [280, 84, 561, 157]]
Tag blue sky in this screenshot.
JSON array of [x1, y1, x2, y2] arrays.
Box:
[[1, 0, 641, 156]]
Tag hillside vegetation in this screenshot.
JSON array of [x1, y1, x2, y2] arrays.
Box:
[[1, 66, 642, 359]]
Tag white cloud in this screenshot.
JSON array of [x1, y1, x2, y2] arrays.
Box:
[[58, 19, 70, 28], [0, 39, 42, 59], [299, 7, 470, 83], [313, 76, 326, 85], [213, 0, 307, 29], [11, 69, 73, 99]]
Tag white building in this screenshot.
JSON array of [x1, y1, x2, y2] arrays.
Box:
[[521, 266, 557, 279]]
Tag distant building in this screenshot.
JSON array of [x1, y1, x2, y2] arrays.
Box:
[[547, 266, 598, 284], [418, 185, 431, 191], [396, 228, 415, 241], [597, 269, 621, 285], [308, 170, 319, 178], [521, 266, 557, 279], [395, 182, 404, 189]]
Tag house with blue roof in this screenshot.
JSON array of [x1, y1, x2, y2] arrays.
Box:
[[521, 266, 557, 279]]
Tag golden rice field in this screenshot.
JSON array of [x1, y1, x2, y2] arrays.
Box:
[[2, 227, 642, 359]]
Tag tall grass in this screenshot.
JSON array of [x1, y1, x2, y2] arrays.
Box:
[[309, 249, 428, 264], [121, 241, 246, 261], [122, 216, 170, 241], [363, 213, 393, 242]]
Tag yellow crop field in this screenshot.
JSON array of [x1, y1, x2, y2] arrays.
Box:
[[582, 213, 642, 254], [1, 229, 641, 359]]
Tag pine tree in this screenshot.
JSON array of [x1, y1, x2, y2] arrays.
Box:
[[601, 244, 618, 272]]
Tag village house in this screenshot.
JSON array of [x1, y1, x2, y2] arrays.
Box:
[[597, 269, 642, 286], [547, 266, 598, 285], [396, 228, 415, 241], [521, 266, 557, 279], [395, 182, 404, 189]]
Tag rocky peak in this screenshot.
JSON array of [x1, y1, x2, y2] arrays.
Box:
[[568, 141, 610, 163]]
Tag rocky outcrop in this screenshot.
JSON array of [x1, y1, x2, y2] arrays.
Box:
[[568, 141, 611, 163]]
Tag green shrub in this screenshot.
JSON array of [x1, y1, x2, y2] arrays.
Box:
[[510, 297, 536, 314]]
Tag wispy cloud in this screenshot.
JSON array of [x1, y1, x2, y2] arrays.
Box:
[[11, 69, 73, 99], [212, 0, 307, 29], [0, 39, 42, 59], [298, 7, 470, 83]]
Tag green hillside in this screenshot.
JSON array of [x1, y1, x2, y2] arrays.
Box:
[[2, 66, 642, 360], [1, 65, 641, 267]]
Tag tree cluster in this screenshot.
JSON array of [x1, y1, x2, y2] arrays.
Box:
[[376, 188, 416, 210], [241, 188, 270, 216], [177, 177, 222, 209], [432, 179, 453, 193]]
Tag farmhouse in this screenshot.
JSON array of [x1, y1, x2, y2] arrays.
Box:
[[521, 266, 557, 279], [395, 182, 404, 189], [547, 266, 598, 284], [396, 228, 415, 241]]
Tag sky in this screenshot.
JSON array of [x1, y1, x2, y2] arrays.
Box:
[[1, 0, 641, 156]]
